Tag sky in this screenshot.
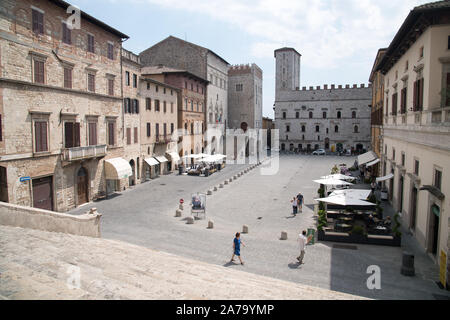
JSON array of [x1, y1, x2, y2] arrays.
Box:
[[70, 0, 432, 118]]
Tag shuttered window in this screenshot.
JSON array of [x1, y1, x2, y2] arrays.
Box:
[[88, 122, 97, 146], [64, 122, 80, 148], [147, 123, 151, 137], [64, 67, 72, 89], [62, 22, 71, 44], [88, 74, 95, 92], [155, 100, 160, 112], [134, 127, 138, 143], [34, 121, 48, 152], [32, 9, 44, 35], [34, 60, 45, 84], [107, 43, 114, 60], [87, 34, 95, 53], [126, 128, 131, 145], [108, 122, 115, 146], [392, 93, 398, 115], [108, 79, 114, 96], [146, 98, 151, 110], [400, 87, 407, 114]]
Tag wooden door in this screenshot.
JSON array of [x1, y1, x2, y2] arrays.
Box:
[[77, 168, 88, 205], [32, 176, 53, 211]]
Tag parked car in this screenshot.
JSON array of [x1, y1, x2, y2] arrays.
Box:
[[312, 149, 326, 155]]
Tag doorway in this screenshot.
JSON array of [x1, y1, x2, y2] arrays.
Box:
[[410, 187, 418, 230], [129, 159, 135, 186], [0, 166, 7, 202], [32, 176, 53, 211], [77, 167, 88, 205], [430, 204, 440, 256], [398, 176, 404, 213]]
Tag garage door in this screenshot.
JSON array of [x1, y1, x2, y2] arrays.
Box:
[[32, 176, 53, 211]]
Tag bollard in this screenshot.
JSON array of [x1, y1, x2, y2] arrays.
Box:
[[207, 190, 213, 195], [280, 231, 288, 240], [179, 204, 184, 210], [242, 225, 249, 234], [219, 184, 224, 188], [175, 209, 182, 217], [229, 178, 233, 183], [214, 186, 218, 191], [401, 252, 415, 276], [208, 220, 214, 229], [224, 180, 228, 185], [186, 216, 194, 224]]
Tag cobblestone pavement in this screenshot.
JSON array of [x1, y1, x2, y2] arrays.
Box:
[[0, 225, 366, 300], [66, 155, 450, 300]]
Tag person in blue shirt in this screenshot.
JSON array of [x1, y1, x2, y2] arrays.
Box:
[[230, 232, 245, 265]]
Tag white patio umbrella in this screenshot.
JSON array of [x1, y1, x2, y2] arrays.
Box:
[[314, 195, 376, 206], [329, 189, 372, 200], [320, 174, 356, 181], [313, 179, 354, 186]]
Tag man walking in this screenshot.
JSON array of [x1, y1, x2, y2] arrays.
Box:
[[291, 197, 298, 216], [297, 230, 307, 264], [297, 192, 304, 213]]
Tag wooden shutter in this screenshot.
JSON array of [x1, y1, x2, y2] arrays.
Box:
[[34, 60, 44, 84], [64, 122, 73, 148], [0, 115, 2, 141], [413, 81, 417, 111], [134, 127, 138, 143], [418, 78, 424, 110], [89, 123, 97, 146], [400, 88, 405, 113], [74, 123, 80, 147], [35, 122, 41, 152], [135, 100, 139, 114], [108, 122, 115, 146], [35, 121, 47, 152], [147, 123, 151, 137], [127, 128, 131, 145], [108, 79, 114, 96], [32, 10, 43, 34]]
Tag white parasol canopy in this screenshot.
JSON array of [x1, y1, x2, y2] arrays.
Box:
[[329, 189, 372, 200], [313, 179, 354, 186], [314, 195, 376, 206], [321, 174, 356, 181], [376, 173, 394, 183]]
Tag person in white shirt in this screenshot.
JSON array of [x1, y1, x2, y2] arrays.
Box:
[[297, 230, 308, 264]]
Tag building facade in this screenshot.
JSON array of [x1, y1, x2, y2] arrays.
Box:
[[141, 66, 206, 161], [228, 64, 263, 130], [369, 48, 387, 176], [375, 1, 450, 287], [0, 0, 130, 212], [122, 49, 142, 187], [274, 48, 372, 154], [139, 36, 229, 151]]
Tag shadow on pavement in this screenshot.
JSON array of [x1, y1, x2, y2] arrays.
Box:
[[288, 262, 301, 269]]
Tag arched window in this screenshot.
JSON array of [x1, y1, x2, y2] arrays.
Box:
[[309, 112, 313, 119], [354, 125, 359, 133], [301, 125, 305, 132], [337, 111, 341, 119], [323, 112, 327, 119], [352, 111, 356, 119], [335, 125, 339, 133], [315, 125, 320, 132]]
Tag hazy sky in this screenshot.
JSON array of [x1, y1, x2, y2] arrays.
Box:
[[71, 0, 431, 118]]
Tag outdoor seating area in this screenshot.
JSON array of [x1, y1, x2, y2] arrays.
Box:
[[179, 154, 227, 177], [314, 164, 401, 247]]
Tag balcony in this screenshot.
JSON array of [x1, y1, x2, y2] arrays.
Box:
[[62, 145, 107, 162], [155, 135, 173, 144]]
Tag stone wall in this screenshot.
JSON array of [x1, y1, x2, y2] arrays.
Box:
[[0, 201, 101, 237]]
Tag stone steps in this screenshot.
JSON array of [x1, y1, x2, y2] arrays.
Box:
[[0, 225, 367, 300]]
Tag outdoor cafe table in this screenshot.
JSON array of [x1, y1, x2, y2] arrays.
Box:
[[335, 224, 352, 232]]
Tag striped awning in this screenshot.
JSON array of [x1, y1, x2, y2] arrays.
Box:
[[358, 151, 377, 166], [105, 158, 132, 180], [155, 156, 168, 163], [144, 157, 159, 166], [166, 152, 180, 162]]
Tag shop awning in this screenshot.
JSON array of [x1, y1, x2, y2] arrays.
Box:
[[366, 159, 380, 167], [329, 189, 372, 200], [144, 157, 159, 166], [313, 179, 354, 186], [376, 173, 394, 183], [166, 152, 181, 162], [314, 195, 376, 206], [155, 156, 168, 163], [358, 151, 377, 166], [105, 158, 132, 180]]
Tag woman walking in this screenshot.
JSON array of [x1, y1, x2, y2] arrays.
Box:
[[230, 232, 245, 265], [291, 197, 298, 215]]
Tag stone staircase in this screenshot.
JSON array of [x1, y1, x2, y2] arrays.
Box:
[[0, 225, 367, 300]]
